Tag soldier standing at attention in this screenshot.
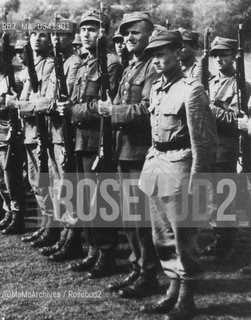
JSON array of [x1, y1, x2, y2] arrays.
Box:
[[0, 42, 25, 235], [178, 28, 202, 82], [32, 19, 83, 261], [98, 12, 160, 298], [138, 30, 217, 319], [58, 10, 123, 278], [6, 27, 57, 247], [201, 37, 251, 261]]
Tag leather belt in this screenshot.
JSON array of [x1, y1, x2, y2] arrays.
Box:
[[153, 136, 191, 152]]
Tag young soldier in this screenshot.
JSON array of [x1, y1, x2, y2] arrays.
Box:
[[6, 27, 58, 246], [32, 19, 83, 261], [179, 28, 202, 82], [0, 42, 25, 235], [138, 30, 217, 319], [58, 10, 123, 278], [98, 12, 160, 298], [201, 37, 251, 261]]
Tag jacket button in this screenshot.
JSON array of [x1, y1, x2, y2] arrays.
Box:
[[78, 122, 82, 126]]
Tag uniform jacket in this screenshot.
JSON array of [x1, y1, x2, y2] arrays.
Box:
[[0, 75, 23, 146], [35, 50, 82, 144], [71, 53, 123, 152], [18, 55, 54, 144], [139, 68, 218, 197], [182, 59, 202, 83], [111, 55, 158, 161], [209, 70, 251, 163]]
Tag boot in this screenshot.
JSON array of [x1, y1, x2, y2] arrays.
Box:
[[30, 228, 60, 248], [48, 236, 84, 262], [21, 227, 46, 243], [2, 211, 25, 235], [118, 272, 159, 298], [140, 278, 180, 314], [165, 279, 197, 320], [107, 268, 140, 292], [0, 212, 12, 230], [39, 227, 69, 256], [21, 214, 48, 242], [87, 249, 117, 279], [66, 247, 99, 272]]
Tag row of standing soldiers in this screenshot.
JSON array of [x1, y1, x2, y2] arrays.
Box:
[[0, 9, 250, 320]]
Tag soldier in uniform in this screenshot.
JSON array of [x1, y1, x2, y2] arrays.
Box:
[[138, 30, 217, 319], [58, 10, 123, 278], [178, 28, 202, 82], [6, 27, 58, 246], [31, 19, 83, 261], [201, 37, 251, 260], [0, 41, 25, 235], [98, 11, 160, 298], [72, 33, 83, 56]]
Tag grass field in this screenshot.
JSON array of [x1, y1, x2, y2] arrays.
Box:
[[1, 225, 251, 320]]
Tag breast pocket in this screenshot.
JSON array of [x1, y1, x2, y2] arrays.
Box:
[[85, 73, 100, 98], [130, 77, 145, 101], [160, 102, 185, 131]]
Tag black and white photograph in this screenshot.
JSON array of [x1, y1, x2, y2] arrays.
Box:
[[0, 0, 251, 319]]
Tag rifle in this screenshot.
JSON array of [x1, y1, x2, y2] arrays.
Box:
[[236, 24, 250, 172], [52, 14, 75, 172], [2, 9, 23, 170], [24, 18, 49, 186], [201, 28, 210, 93], [121, 46, 129, 69], [91, 4, 114, 173]]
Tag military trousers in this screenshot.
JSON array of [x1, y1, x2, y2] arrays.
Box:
[[118, 160, 159, 275], [0, 145, 25, 213]]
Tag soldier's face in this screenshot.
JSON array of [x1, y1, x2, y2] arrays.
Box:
[[123, 21, 151, 54], [114, 40, 125, 57], [80, 23, 100, 51], [212, 50, 235, 72], [30, 32, 51, 52], [152, 46, 180, 75], [179, 41, 196, 63], [51, 33, 73, 51]]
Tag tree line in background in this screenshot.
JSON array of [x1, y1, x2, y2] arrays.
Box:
[[2, 0, 251, 49]]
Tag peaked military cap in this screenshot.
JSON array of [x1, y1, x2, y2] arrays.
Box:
[[112, 29, 123, 42], [119, 11, 154, 36], [210, 36, 237, 55], [144, 30, 183, 54], [179, 28, 199, 44], [80, 10, 110, 32]]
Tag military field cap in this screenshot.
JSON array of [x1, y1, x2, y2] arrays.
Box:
[[179, 27, 199, 44], [145, 30, 183, 54], [112, 29, 123, 42], [15, 39, 26, 50], [119, 11, 154, 36], [210, 36, 237, 55], [80, 10, 110, 32], [72, 33, 82, 46]]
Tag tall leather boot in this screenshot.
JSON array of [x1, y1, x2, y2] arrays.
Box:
[[21, 215, 48, 243], [140, 278, 180, 314], [2, 211, 25, 235], [166, 279, 197, 320], [48, 228, 84, 262], [0, 211, 12, 230]]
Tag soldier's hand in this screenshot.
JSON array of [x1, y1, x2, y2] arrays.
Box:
[[57, 100, 72, 116], [5, 88, 17, 107], [237, 114, 249, 131], [98, 91, 113, 117]]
